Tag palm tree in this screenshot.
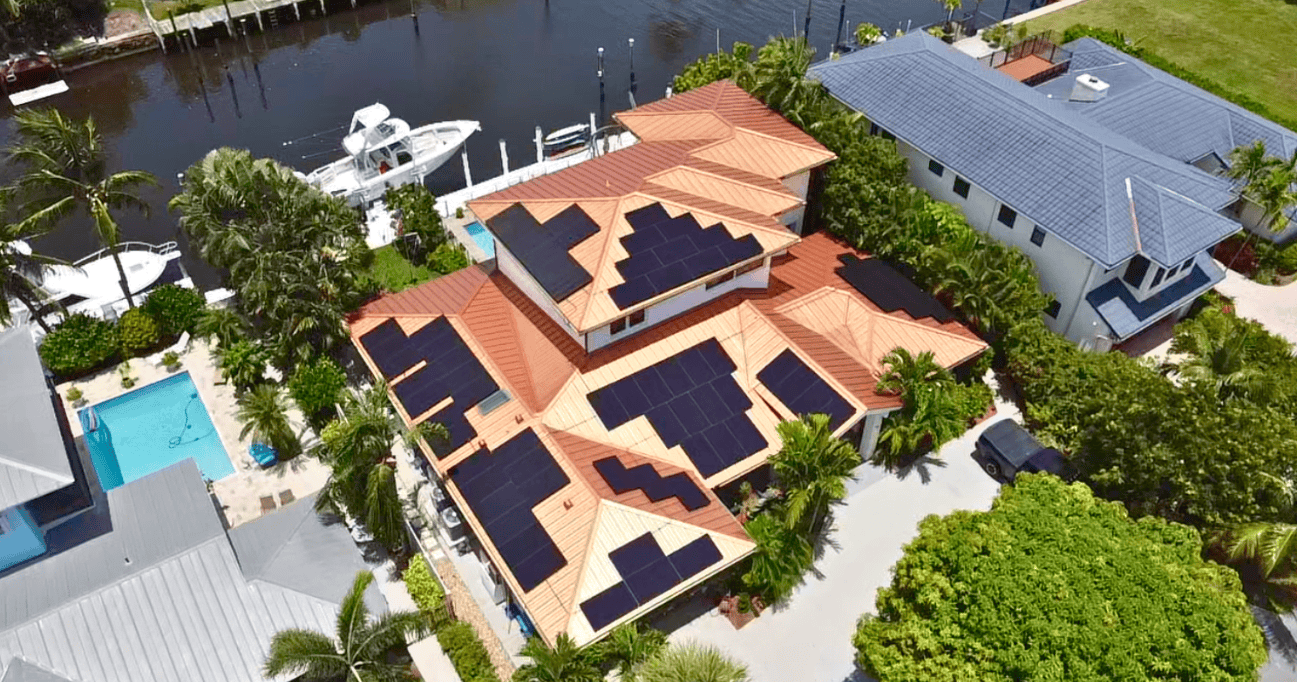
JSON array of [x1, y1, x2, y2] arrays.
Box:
[[741, 513, 814, 603], [1227, 140, 1297, 234], [1211, 522, 1297, 611], [1227, 140, 1277, 189], [1168, 309, 1280, 402], [236, 384, 301, 461], [770, 414, 861, 535], [635, 642, 749, 682], [0, 218, 63, 332], [316, 384, 448, 552], [7, 108, 158, 308], [932, 0, 961, 30], [873, 348, 968, 468], [876, 348, 951, 397], [514, 633, 602, 682], [596, 623, 667, 682], [263, 570, 432, 682], [214, 338, 268, 393], [196, 307, 248, 349]]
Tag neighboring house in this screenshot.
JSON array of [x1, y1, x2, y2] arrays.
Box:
[[810, 33, 1263, 350], [0, 327, 380, 682], [348, 81, 987, 647]]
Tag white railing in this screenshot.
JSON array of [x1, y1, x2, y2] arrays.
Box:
[[72, 240, 178, 267]]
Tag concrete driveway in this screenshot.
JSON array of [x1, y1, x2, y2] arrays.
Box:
[[1214, 262, 1297, 345], [668, 392, 1010, 682]]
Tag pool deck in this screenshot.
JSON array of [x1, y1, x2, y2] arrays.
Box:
[[58, 337, 329, 529]]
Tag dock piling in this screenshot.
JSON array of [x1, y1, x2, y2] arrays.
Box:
[[588, 112, 597, 156], [461, 152, 473, 189], [534, 127, 543, 164], [499, 139, 509, 175]]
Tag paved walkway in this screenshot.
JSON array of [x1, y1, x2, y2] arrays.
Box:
[[1214, 262, 1297, 346], [371, 560, 461, 682], [668, 380, 1011, 682]]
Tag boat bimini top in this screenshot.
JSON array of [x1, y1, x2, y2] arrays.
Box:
[[343, 103, 411, 157]]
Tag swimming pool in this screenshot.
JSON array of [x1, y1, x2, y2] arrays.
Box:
[[465, 221, 496, 259], [78, 372, 234, 490]]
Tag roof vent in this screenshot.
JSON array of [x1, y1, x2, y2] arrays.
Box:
[[1070, 74, 1110, 102]]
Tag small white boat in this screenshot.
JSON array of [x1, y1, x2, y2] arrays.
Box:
[[304, 103, 480, 208], [543, 123, 591, 155], [3, 240, 187, 330]]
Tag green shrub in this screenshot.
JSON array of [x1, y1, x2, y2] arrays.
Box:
[[142, 284, 206, 338], [215, 338, 267, 392], [287, 357, 347, 416], [401, 555, 446, 620], [387, 184, 447, 254], [437, 621, 499, 682], [118, 308, 161, 356], [428, 242, 470, 275], [39, 314, 120, 378]]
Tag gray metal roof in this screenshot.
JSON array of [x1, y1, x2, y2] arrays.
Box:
[[0, 326, 75, 508], [0, 461, 378, 682], [1037, 38, 1297, 166], [1086, 251, 1224, 340], [0, 659, 75, 682], [808, 33, 1239, 269]]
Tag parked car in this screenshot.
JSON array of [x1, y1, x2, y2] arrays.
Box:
[[973, 419, 1078, 483]]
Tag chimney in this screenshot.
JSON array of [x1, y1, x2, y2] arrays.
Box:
[[1070, 74, 1110, 103]]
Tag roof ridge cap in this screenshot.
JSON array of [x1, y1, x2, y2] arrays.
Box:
[[0, 453, 74, 485], [574, 197, 636, 331], [230, 497, 315, 581]]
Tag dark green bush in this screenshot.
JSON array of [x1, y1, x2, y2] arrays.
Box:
[[287, 357, 347, 416], [142, 284, 206, 338], [39, 314, 120, 378], [386, 184, 447, 256], [436, 621, 499, 682], [401, 555, 446, 620], [428, 242, 470, 275], [118, 308, 161, 356]]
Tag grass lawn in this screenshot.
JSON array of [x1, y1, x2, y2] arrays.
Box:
[[1024, 0, 1297, 124], [108, 0, 145, 14], [149, 0, 231, 20], [366, 245, 434, 294]]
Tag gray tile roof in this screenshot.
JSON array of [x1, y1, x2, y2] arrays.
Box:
[[1129, 176, 1242, 266], [1086, 251, 1224, 340], [0, 659, 75, 682], [0, 461, 379, 682], [0, 327, 75, 509], [1037, 38, 1297, 166], [808, 33, 1239, 268]]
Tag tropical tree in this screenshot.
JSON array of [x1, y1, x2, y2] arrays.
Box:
[[595, 622, 667, 682], [740, 512, 814, 603], [1227, 140, 1297, 233], [770, 414, 860, 535], [933, 0, 961, 28], [1212, 522, 1297, 611], [0, 217, 63, 332], [1167, 307, 1289, 402], [315, 384, 447, 552], [873, 348, 982, 469], [236, 384, 301, 461], [854, 22, 881, 46], [7, 108, 158, 308], [875, 348, 950, 397], [853, 475, 1266, 682], [513, 633, 602, 682], [635, 642, 749, 682], [214, 338, 268, 392], [195, 306, 248, 349], [263, 570, 432, 682]]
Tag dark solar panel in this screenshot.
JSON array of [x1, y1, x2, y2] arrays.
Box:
[[756, 349, 855, 430], [358, 319, 419, 379], [586, 339, 766, 477], [449, 429, 570, 592], [609, 203, 763, 309], [578, 531, 723, 631], [836, 254, 955, 322], [593, 457, 710, 511], [488, 203, 599, 302]]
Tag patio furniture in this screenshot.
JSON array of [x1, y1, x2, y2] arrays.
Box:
[[279, 489, 295, 505], [259, 496, 276, 515], [250, 443, 278, 467], [147, 331, 191, 367]]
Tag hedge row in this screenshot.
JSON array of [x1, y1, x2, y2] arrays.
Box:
[[400, 556, 499, 682]]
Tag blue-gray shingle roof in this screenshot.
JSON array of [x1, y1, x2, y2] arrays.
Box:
[[809, 33, 1239, 268], [1086, 251, 1224, 340]]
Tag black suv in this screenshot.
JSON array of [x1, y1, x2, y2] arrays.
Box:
[[973, 419, 1078, 483]]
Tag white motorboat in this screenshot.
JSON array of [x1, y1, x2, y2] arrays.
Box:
[[543, 122, 591, 155], [304, 104, 480, 207], [3, 240, 187, 330]]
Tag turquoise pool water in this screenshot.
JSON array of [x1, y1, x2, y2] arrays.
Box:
[[465, 221, 495, 258], [79, 372, 234, 490]]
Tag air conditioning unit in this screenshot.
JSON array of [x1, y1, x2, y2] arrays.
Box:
[[1070, 74, 1110, 102]]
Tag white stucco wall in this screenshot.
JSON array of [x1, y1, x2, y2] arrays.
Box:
[[780, 171, 812, 235], [1238, 198, 1297, 244], [494, 242, 584, 344], [586, 259, 771, 351]]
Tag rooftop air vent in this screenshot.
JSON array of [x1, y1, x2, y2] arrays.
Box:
[[1070, 74, 1110, 102]]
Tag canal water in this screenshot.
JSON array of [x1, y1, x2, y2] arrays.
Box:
[[4, 0, 1035, 287]]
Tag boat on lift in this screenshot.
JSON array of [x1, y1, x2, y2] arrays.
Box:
[[303, 104, 480, 207], [1, 52, 69, 107], [543, 122, 591, 156]]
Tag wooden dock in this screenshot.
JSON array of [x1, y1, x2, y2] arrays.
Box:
[[142, 0, 356, 51]]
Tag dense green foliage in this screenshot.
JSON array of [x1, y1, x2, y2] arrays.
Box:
[[438, 621, 500, 682], [401, 555, 447, 622], [215, 338, 268, 393], [1211, 521, 1297, 611], [38, 313, 119, 378], [874, 348, 991, 467], [428, 241, 470, 275], [594, 623, 667, 682], [116, 308, 159, 355], [386, 184, 448, 256], [236, 384, 301, 461], [196, 307, 248, 349], [170, 148, 369, 367], [853, 475, 1266, 681], [514, 633, 601, 682], [0, 0, 105, 55], [142, 284, 205, 338], [634, 643, 749, 682], [287, 357, 348, 417], [0, 210, 62, 333], [769, 413, 861, 534], [741, 511, 814, 604]]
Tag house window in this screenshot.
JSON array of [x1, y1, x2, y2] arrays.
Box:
[[953, 177, 970, 199], [611, 309, 647, 335], [1180, 259, 1195, 275], [610, 317, 627, 334], [629, 309, 646, 327], [705, 270, 736, 290], [928, 160, 945, 177], [1150, 267, 1165, 288], [1030, 226, 1046, 247], [735, 259, 764, 277], [997, 205, 1017, 228], [868, 123, 895, 140], [1123, 255, 1150, 288], [1045, 300, 1061, 318]]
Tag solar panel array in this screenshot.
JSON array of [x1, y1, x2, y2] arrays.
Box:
[[579, 532, 723, 631], [358, 317, 498, 458], [489, 203, 600, 302], [449, 429, 571, 592], [757, 349, 855, 430], [836, 254, 955, 322], [587, 339, 766, 478], [593, 456, 710, 511], [609, 203, 763, 309]]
